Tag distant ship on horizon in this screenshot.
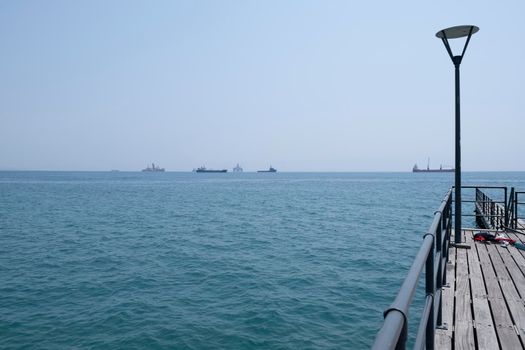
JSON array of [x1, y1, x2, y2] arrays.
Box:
[[413, 158, 454, 173], [233, 164, 243, 172], [257, 166, 277, 173], [142, 163, 165, 172], [194, 166, 227, 173]]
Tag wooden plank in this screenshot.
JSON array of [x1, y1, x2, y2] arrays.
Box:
[[476, 241, 523, 349], [435, 329, 453, 349], [487, 243, 525, 339], [508, 232, 525, 242], [507, 232, 525, 262], [494, 243, 525, 341], [495, 244, 525, 296], [455, 247, 476, 350], [436, 245, 456, 349], [505, 233, 525, 276], [465, 232, 499, 349]]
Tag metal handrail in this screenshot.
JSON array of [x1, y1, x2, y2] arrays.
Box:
[[372, 190, 452, 350], [373, 185, 519, 349], [474, 186, 508, 230]]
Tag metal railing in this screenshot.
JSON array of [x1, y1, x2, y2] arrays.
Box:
[[515, 192, 525, 230], [508, 187, 515, 229], [507, 190, 525, 231], [372, 190, 452, 350], [472, 187, 525, 232], [470, 186, 508, 230], [372, 185, 523, 349]]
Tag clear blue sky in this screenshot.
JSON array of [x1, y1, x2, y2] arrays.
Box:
[[1, 1, 524, 171]]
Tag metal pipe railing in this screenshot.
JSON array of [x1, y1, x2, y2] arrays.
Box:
[[372, 185, 521, 349], [371, 190, 452, 350]]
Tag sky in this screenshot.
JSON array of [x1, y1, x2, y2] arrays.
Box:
[[0, 1, 524, 171]]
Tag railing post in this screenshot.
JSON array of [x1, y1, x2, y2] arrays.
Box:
[[425, 233, 435, 350], [475, 188, 480, 227], [397, 320, 408, 350], [504, 187, 508, 228], [484, 193, 488, 222], [445, 196, 452, 265], [514, 192, 519, 229], [490, 201, 494, 228], [508, 187, 515, 229], [484, 192, 487, 219], [436, 217, 444, 328]]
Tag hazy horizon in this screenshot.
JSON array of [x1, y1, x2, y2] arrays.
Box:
[[2, 168, 525, 173], [1, 1, 524, 172]]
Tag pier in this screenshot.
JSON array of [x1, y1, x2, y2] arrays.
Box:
[[436, 228, 525, 349], [372, 186, 525, 349]]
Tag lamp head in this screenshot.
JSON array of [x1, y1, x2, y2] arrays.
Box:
[[436, 25, 479, 39], [436, 25, 479, 65]]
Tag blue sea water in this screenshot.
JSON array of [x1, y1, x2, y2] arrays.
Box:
[[1, 171, 525, 349]]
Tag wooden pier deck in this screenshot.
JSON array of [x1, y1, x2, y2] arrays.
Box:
[[436, 229, 525, 349]]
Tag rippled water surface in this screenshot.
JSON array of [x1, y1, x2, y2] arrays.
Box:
[[1, 171, 524, 349]]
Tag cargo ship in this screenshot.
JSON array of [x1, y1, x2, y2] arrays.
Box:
[[412, 159, 454, 173], [195, 166, 227, 173], [257, 166, 277, 173]]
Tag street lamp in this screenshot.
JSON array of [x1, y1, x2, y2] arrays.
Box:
[[436, 25, 479, 244]]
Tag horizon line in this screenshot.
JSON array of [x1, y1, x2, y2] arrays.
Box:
[[1, 169, 525, 173]]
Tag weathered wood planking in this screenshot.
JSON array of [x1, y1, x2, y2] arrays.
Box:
[[455, 247, 476, 349], [506, 232, 525, 276], [495, 243, 525, 296], [476, 238, 523, 349], [487, 243, 525, 340], [507, 232, 525, 262], [493, 243, 525, 338], [433, 229, 525, 348], [435, 245, 456, 349], [465, 232, 499, 349]]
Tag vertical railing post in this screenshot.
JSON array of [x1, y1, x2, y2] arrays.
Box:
[[514, 192, 519, 229], [490, 200, 494, 228], [499, 206, 503, 230], [445, 195, 452, 264], [508, 187, 515, 229], [475, 188, 480, 227], [484, 192, 487, 221], [436, 218, 442, 286], [504, 187, 508, 228], [436, 217, 443, 327], [484, 192, 487, 219], [397, 322, 408, 350], [425, 233, 435, 350]]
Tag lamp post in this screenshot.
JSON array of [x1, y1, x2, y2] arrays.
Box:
[[436, 25, 479, 244]]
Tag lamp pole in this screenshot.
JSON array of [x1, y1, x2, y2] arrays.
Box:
[[454, 56, 462, 244], [436, 25, 479, 244]]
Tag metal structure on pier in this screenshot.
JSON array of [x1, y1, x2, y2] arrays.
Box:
[[436, 25, 479, 244], [372, 186, 525, 349]]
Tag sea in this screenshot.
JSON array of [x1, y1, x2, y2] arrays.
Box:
[[1, 171, 525, 349]]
